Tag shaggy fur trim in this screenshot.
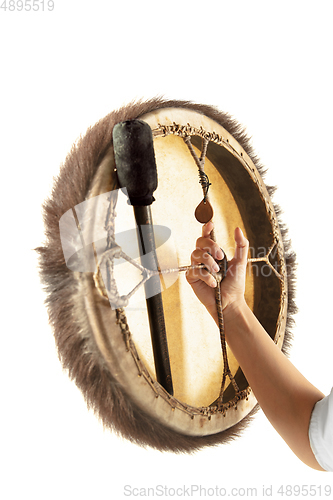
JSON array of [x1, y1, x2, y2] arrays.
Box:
[[36, 97, 297, 453]]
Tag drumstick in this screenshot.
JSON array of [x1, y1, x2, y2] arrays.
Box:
[[113, 120, 173, 396]]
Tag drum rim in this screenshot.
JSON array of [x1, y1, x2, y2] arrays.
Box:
[[36, 97, 297, 452]]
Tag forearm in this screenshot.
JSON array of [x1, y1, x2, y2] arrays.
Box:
[[220, 300, 325, 471], [189, 224, 325, 469]]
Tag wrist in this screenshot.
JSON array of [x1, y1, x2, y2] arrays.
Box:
[[221, 298, 250, 329], [206, 297, 250, 330]]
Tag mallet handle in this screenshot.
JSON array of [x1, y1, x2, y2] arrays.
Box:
[[113, 120, 173, 395], [134, 206, 173, 395]]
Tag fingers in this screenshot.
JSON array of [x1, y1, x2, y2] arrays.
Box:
[[202, 221, 214, 238], [187, 223, 249, 290], [186, 266, 216, 288], [195, 236, 224, 263], [187, 228, 222, 288], [187, 247, 217, 288], [191, 247, 219, 274], [201, 223, 248, 266]]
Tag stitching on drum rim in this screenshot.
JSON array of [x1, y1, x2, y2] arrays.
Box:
[[116, 307, 252, 418]]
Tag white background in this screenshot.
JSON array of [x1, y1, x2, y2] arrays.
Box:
[[1, 1, 333, 498]]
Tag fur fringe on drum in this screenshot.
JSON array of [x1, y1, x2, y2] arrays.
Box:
[[36, 98, 297, 453]]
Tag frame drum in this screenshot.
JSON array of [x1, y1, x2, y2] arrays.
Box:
[[37, 98, 297, 452]]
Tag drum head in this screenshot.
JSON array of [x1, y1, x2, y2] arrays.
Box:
[[37, 98, 297, 452]]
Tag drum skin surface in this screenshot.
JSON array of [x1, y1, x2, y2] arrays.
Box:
[[36, 98, 297, 452]]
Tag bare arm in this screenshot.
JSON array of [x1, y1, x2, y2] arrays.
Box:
[[186, 222, 325, 471]]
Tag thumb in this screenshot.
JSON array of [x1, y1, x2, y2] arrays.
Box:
[[233, 227, 249, 266]]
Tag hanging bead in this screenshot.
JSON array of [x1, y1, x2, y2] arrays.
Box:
[[195, 199, 213, 223]]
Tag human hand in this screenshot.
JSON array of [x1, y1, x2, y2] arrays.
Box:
[[186, 222, 249, 321]]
